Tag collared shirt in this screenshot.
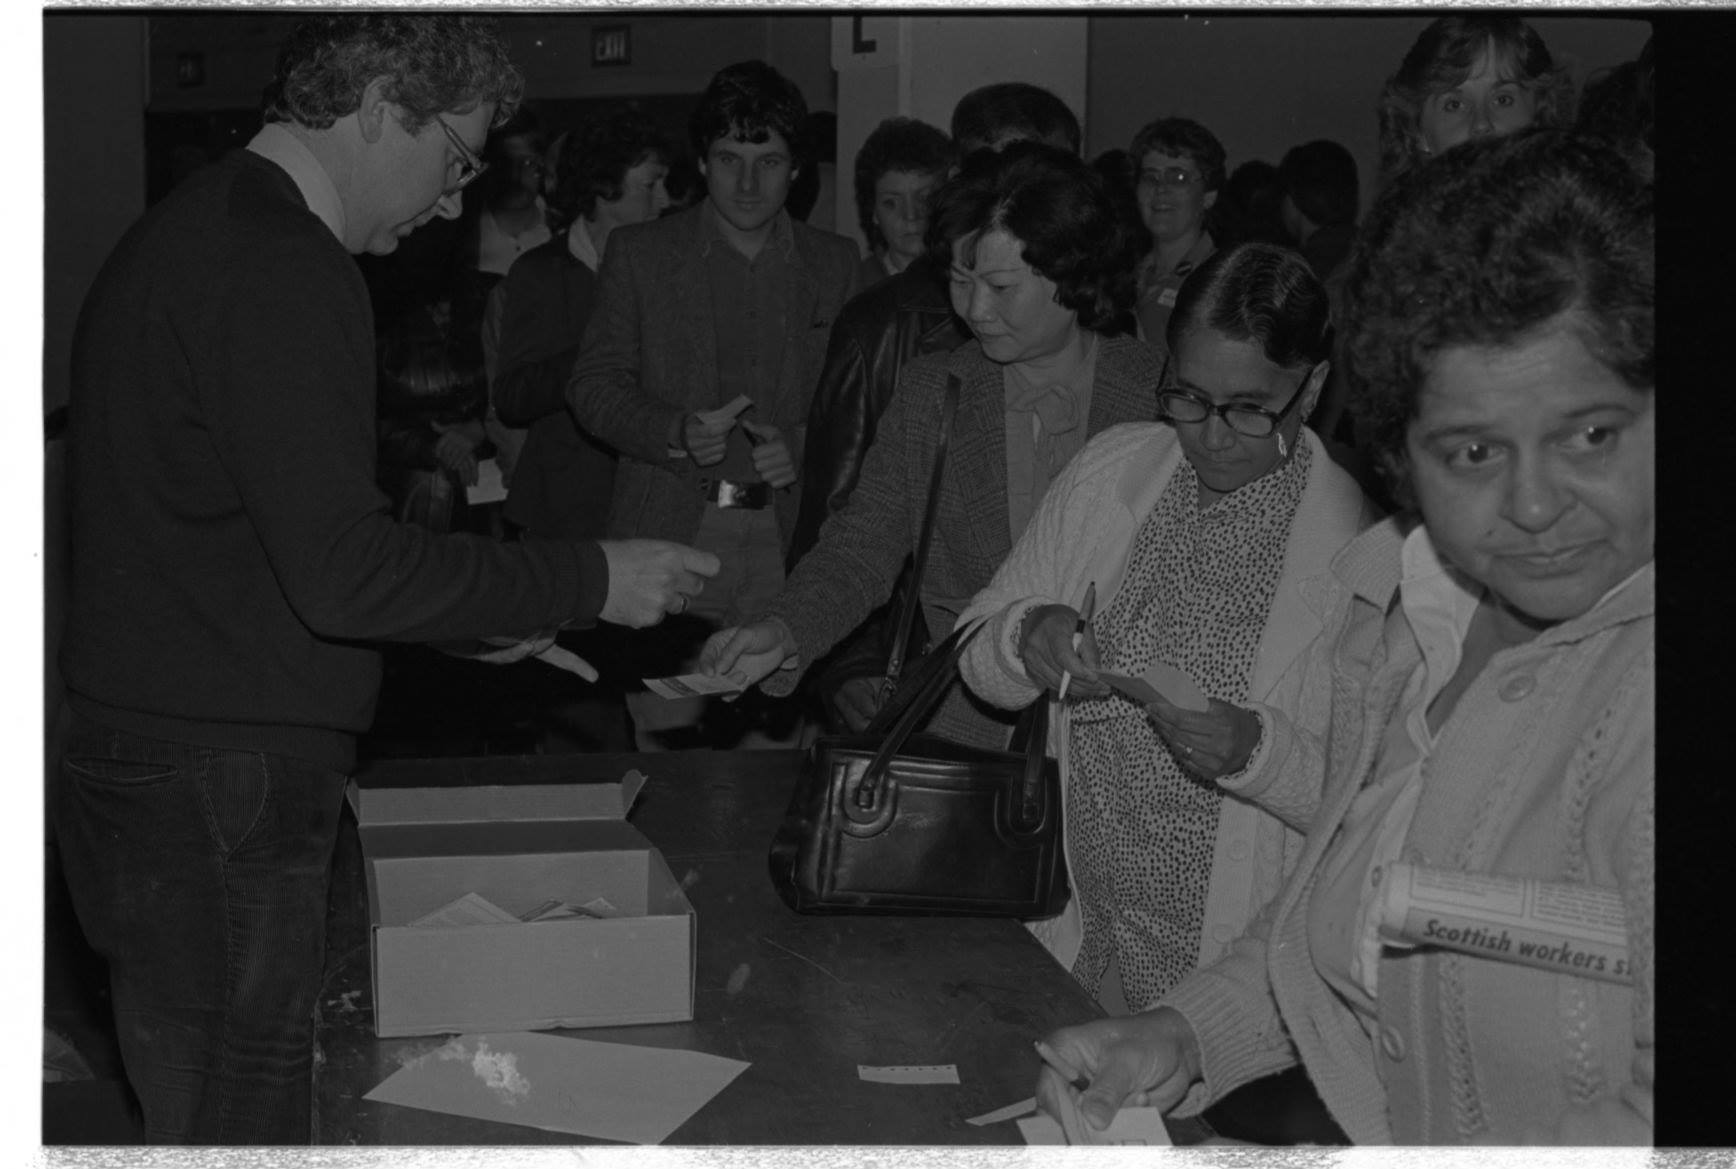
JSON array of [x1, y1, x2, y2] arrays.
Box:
[[478, 196, 553, 276], [566, 217, 601, 274], [245, 123, 346, 246], [1002, 333, 1099, 544], [702, 204, 797, 482], [1135, 230, 1216, 352]]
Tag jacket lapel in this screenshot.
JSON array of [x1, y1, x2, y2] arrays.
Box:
[[943, 348, 1011, 579], [664, 209, 718, 398]]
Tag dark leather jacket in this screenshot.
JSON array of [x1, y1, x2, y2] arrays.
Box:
[[787, 255, 971, 731], [788, 255, 971, 565]]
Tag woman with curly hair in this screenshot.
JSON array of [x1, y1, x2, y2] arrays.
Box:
[[1377, 15, 1575, 184], [1033, 129, 1653, 1146], [852, 115, 956, 288], [702, 143, 1160, 748], [957, 242, 1377, 1013]]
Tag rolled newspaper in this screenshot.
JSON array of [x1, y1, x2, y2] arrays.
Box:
[[1374, 862, 1633, 986]]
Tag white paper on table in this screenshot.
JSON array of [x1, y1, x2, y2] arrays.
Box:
[[363, 1032, 749, 1144], [408, 892, 520, 928], [1017, 1105, 1173, 1146], [643, 672, 746, 700], [966, 1096, 1037, 1126], [465, 458, 508, 505], [857, 1063, 960, 1085]]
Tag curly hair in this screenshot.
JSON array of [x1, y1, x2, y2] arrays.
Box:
[[950, 83, 1081, 156], [1578, 37, 1654, 154], [1341, 130, 1653, 510], [688, 60, 809, 166], [1166, 242, 1334, 372], [926, 141, 1138, 334], [548, 105, 671, 230], [1376, 16, 1575, 184], [852, 117, 956, 247], [1129, 117, 1227, 194], [261, 14, 522, 135]]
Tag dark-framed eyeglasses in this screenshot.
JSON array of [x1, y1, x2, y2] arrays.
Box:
[[1137, 166, 1202, 190], [434, 114, 488, 194], [1158, 360, 1315, 438]]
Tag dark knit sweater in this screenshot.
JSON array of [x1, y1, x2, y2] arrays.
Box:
[[62, 150, 607, 771]]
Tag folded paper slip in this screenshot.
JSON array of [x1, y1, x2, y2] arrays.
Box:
[[643, 673, 745, 700], [1099, 659, 1210, 711]]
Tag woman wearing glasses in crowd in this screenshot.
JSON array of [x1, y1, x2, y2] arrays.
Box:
[[1129, 117, 1226, 352], [1034, 130, 1652, 1145], [958, 242, 1378, 1014]]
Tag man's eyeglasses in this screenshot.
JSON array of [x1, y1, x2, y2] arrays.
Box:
[[434, 114, 488, 194], [1158, 361, 1314, 438], [1137, 166, 1203, 190]]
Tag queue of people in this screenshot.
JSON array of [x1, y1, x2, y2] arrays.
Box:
[[52, 8, 1653, 1149]]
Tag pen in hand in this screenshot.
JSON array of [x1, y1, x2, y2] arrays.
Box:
[[1055, 581, 1097, 703]]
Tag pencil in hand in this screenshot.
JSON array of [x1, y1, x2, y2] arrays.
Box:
[[1055, 581, 1097, 702]]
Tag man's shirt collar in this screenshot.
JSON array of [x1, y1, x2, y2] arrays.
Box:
[[245, 123, 347, 246]]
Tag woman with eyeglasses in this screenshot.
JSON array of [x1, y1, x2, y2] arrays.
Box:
[[1129, 117, 1226, 353], [1033, 131, 1653, 1146], [958, 242, 1379, 1014]]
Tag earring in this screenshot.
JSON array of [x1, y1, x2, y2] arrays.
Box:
[[1277, 432, 1289, 459]]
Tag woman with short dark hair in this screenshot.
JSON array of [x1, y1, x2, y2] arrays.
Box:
[[852, 116, 955, 288], [958, 242, 1376, 1012], [1034, 130, 1653, 1146], [701, 143, 1159, 747]]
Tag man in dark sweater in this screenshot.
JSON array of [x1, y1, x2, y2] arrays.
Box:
[[55, 15, 716, 1144]]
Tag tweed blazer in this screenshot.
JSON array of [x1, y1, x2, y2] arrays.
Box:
[[761, 334, 1162, 744], [564, 204, 861, 546]]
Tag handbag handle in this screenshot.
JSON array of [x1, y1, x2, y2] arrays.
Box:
[[879, 373, 962, 701], [854, 619, 1053, 834]]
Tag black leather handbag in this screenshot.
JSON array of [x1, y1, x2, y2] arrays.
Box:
[[767, 376, 1069, 918]]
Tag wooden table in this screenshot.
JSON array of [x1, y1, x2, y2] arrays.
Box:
[[310, 749, 1210, 1145]]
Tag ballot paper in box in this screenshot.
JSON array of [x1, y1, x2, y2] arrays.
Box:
[[346, 762, 695, 1038]]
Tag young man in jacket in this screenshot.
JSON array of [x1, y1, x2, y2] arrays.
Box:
[[565, 60, 860, 749]]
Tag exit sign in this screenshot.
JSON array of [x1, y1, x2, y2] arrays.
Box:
[[592, 26, 631, 67]]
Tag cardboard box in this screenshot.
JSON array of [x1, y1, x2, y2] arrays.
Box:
[[347, 768, 696, 1039]]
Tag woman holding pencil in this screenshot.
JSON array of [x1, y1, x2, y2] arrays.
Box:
[[1033, 131, 1654, 1144], [957, 241, 1378, 1014]]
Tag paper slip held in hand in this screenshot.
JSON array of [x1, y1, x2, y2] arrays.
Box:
[[364, 1031, 749, 1144], [1017, 1105, 1172, 1146], [697, 394, 754, 427], [410, 892, 521, 929], [1100, 659, 1210, 712], [465, 458, 508, 505], [858, 1064, 959, 1085], [644, 673, 745, 700]]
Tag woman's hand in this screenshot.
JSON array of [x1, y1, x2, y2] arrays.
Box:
[[1035, 1007, 1204, 1136], [431, 421, 480, 485], [699, 619, 799, 689], [1019, 603, 1108, 700], [1143, 694, 1262, 780]]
